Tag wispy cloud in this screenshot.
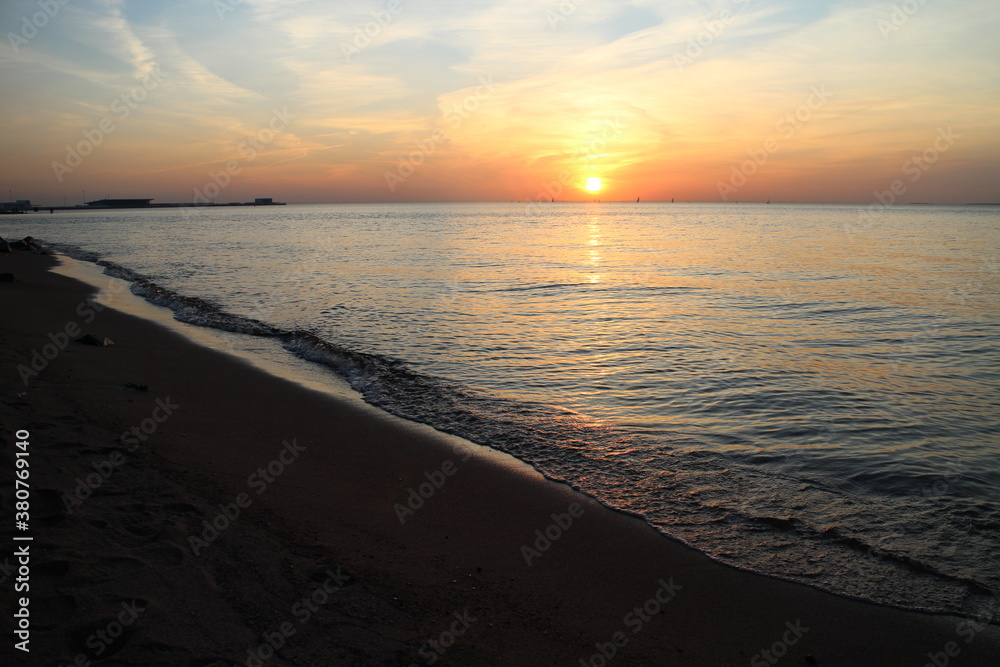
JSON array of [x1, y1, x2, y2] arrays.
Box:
[[90, 0, 158, 77], [1, 0, 997, 203]]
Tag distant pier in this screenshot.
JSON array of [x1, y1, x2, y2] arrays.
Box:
[[10, 197, 287, 213]]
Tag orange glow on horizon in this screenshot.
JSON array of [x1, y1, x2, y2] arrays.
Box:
[[1, 1, 997, 205]]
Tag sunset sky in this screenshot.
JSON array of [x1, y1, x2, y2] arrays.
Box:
[[2, 0, 998, 204]]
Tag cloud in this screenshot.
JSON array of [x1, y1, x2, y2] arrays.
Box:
[[91, 0, 159, 77], [2, 0, 998, 202]]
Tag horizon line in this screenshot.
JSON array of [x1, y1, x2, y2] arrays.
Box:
[[10, 199, 1000, 208]]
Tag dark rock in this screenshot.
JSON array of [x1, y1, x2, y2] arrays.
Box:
[[0, 235, 10, 253], [0, 273, 14, 282], [14, 236, 44, 253], [75, 334, 114, 347], [123, 382, 148, 392]]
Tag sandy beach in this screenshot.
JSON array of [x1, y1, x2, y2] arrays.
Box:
[[2, 243, 998, 666]]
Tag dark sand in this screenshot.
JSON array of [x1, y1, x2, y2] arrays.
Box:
[[1, 246, 997, 666]]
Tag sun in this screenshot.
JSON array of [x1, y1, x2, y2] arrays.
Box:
[[585, 177, 603, 193]]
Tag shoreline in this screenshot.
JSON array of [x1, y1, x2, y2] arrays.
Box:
[[48, 242, 997, 621], [2, 246, 998, 665]]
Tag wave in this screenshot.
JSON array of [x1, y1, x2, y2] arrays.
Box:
[[490, 282, 706, 294], [492, 282, 594, 292], [50, 242, 1000, 622]]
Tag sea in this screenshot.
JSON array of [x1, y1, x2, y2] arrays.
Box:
[[9, 201, 1000, 620]]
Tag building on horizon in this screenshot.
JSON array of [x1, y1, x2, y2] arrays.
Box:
[[1, 200, 33, 212], [86, 198, 154, 208]]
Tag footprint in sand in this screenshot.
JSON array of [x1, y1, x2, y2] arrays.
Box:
[[163, 501, 201, 516], [65, 599, 151, 661], [46, 440, 87, 453], [87, 556, 147, 582], [120, 502, 149, 514], [53, 413, 82, 425], [117, 520, 163, 543], [107, 509, 175, 546], [137, 543, 187, 568], [147, 502, 201, 533], [307, 565, 356, 589], [35, 559, 72, 579], [17, 488, 69, 527], [34, 592, 77, 631], [27, 414, 80, 431], [77, 445, 121, 458]]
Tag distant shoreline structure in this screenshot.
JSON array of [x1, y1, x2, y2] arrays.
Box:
[[3, 197, 286, 213], [3, 199, 999, 213]]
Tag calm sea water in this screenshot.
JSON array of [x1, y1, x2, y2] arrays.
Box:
[[11, 202, 1000, 617]]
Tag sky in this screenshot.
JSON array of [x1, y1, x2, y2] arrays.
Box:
[[1, 0, 998, 204]]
